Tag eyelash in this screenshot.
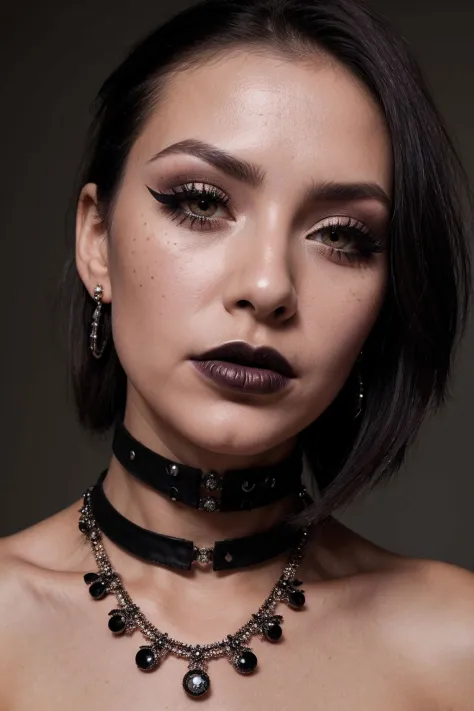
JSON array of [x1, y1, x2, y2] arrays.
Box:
[[147, 182, 385, 265]]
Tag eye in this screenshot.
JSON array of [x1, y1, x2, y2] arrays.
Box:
[[146, 182, 231, 231], [307, 217, 385, 265]]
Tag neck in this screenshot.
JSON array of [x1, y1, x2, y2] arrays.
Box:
[[103, 460, 300, 544], [102, 412, 303, 545]]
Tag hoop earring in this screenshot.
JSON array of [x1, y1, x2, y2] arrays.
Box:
[[353, 352, 364, 420], [89, 284, 108, 359]]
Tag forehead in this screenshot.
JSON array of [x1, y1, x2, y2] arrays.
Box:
[[133, 50, 392, 193]]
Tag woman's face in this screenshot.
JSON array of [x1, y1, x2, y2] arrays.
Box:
[[76, 49, 392, 464]]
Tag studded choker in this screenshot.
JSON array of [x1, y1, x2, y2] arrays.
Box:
[[112, 420, 304, 513], [85, 468, 309, 572]]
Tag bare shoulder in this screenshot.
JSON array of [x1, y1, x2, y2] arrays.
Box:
[[381, 555, 474, 710], [0, 535, 39, 678], [352, 538, 474, 710], [0, 532, 41, 613], [0, 521, 60, 623], [311, 516, 474, 708], [0, 495, 88, 572], [0, 500, 90, 631], [0, 504, 89, 702]]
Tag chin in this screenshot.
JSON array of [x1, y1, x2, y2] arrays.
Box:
[[161, 401, 297, 458]]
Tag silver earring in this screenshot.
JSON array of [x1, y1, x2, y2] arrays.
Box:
[[89, 284, 108, 359], [353, 352, 364, 420]]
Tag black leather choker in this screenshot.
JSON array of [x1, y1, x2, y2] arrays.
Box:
[[112, 420, 304, 513], [87, 469, 307, 572]]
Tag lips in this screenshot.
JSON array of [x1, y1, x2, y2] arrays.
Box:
[[192, 341, 296, 378]]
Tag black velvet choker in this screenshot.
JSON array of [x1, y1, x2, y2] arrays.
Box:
[[112, 420, 305, 513], [87, 468, 308, 572]]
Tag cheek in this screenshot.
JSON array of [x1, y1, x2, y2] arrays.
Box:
[[287, 263, 387, 427], [302, 261, 387, 372], [107, 219, 212, 374]]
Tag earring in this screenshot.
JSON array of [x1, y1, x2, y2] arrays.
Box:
[[89, 284, 108, 359], [353, 352, 364, 420]]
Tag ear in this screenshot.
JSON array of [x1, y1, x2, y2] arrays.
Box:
[[75, 183, 112, 302]]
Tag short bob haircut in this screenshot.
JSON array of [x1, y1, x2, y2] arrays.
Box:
[[59, 0, 472, 527]]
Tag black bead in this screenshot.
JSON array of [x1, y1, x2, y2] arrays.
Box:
[[78, 520, 90, 534], [135, 647, 159, 671], [108, 613, 126, 634], [183, 669, 210, 697], [234, 650, 258, 674], [88, 580, 107, 599], [263, 622, 283, 642], [83, 572, 99, 585], [288, 590, 305, 609]]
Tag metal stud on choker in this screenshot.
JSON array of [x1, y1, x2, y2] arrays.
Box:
[[79, 485, 310, 700], [111, 419, 305, 513]]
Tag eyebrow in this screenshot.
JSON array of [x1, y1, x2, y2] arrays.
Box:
[[147, 138, 392, 210]]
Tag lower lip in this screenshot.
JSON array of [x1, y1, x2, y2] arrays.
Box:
[[191, 360, 291, 394]]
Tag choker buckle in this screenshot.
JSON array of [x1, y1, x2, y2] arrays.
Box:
[[193, 546, 214, 565], [199, 470, 222, 513]]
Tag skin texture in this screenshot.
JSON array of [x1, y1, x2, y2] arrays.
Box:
[[1, 49, 474, 710]]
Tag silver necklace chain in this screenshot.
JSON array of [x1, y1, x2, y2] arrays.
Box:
[[79, 484, 310, 699]]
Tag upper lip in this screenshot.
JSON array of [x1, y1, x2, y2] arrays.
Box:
[[192, 341, 296, 378]]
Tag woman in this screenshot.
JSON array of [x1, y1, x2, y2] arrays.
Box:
[[1, 0, 473, 707]]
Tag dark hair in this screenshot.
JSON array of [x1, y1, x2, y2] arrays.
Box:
[[58, 0, 472, 526]]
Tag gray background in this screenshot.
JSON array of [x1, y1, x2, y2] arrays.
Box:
[[1, 1, 473, 568]]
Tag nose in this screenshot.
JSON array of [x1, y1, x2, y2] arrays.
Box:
[[222, 228, 298, 325]]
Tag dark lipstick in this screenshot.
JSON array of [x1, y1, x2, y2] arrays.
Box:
[[190, 341, 296, 395]]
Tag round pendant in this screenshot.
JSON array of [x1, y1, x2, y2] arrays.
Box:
[[135, 647, 159, 672], [263, 621, 283, 642], [108, 613, 126, 635], [233, 649, 258, 674], [183, 669, 210, 697]]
